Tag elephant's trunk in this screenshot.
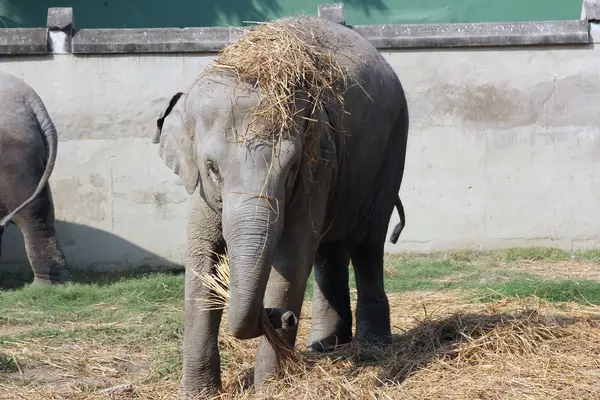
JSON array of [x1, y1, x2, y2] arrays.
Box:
[[222, 192, 286, 340]]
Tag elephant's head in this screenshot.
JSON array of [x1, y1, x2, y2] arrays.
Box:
[[153, 72, 330, 340]]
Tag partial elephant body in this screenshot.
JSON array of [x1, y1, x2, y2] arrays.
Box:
[[0, 71, 68, 284], [154, 16, 409, 398]]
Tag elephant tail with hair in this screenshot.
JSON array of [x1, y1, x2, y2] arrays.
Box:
[[389, 195, 406, 244], [0, 97, 58, 228]]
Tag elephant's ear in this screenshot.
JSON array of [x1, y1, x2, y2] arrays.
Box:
[[153, 92, 199, 195]]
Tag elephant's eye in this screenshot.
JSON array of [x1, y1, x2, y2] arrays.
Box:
[[206, 161, 220, 184]]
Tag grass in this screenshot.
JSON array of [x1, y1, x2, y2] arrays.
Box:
[[1, 246, 599, 398], [0, 354, 19, 373], [480, 279, 600, 304], [2, 247, 600, 332]]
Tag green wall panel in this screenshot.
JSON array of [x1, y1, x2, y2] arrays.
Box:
[[0, 0, 583, 29]]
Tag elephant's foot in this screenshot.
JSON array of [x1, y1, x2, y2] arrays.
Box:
[[179, 376, 221, 400], [179, 358, 222, 400], [307, 324, 352, 353], [32, 267, 69, 285], [31, 277, 52, 285], [355, 298, 392, 346], [178, 387, 220, 400]]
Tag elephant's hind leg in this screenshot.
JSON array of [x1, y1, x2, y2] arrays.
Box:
[[349, 237, 392, 346], [307, 242, 353, 353], [13, 186, 68, 284]]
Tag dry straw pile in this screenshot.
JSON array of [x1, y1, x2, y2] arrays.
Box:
[[205, 18, 349, 164], [214, 292, 600, 400], [194, 256, 600, 400]]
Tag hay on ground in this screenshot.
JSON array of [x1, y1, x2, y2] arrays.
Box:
[[205, 19, 350, 165], [217, 292, 600, 400], [2, 291, 599, 399]]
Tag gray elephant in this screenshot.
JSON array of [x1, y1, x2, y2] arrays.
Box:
[[0, 71, 68, 284], [153, 16, 409, 397]]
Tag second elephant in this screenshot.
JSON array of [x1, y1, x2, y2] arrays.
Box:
[[0, 71, 68, 285]]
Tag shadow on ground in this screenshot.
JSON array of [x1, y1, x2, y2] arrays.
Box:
[[292, 309, 590, 388], [0, 219, 183, 290]]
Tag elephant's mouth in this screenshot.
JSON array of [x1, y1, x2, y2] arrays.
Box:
[[264, 308, 298, 331]]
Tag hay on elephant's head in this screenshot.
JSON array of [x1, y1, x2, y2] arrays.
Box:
[[206, 20, 350, 164]]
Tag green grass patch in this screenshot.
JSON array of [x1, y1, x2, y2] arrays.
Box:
[[399, 246, 599, 264], [383, 257, 475, 292], [0, 274, 184, 321], [1, 247, 599, 345], [0, 353, 19, 373], [0, 274, 185, 352], [491, 247, 572, 262], [479, 278, 600, 304], [303, 246, 600, 300], [303, 256, 475, 299], [577, 249, 600, 261]]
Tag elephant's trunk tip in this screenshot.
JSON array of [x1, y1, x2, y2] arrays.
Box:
[[226, 306, 299, 341]]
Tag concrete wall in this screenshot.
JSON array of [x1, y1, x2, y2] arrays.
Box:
[[1, 4, 600, 272]]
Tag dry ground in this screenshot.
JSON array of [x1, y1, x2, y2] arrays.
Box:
[[1, 251, 600, 399], [2, 292, 599, 400]]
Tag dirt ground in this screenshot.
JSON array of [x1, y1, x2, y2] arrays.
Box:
[[1, 288, 599, 400]]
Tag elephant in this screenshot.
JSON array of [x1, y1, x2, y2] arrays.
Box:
[[0, 71, 68, 285], [152, 16, 409, 397]]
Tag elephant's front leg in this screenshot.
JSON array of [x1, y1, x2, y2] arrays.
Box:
[[253, 236, 315, 390], [180, 195, 225, 398]]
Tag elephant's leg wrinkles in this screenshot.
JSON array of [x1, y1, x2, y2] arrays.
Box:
[[180, 195, 225, 398], [308, 242, 353, 352]]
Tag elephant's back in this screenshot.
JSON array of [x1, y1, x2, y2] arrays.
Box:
[[0, 71, 36, 101], [276, 17, 409, 244], [276, 16, 403, 102], [0, 73, 47, 176], [0, 72, 37, 128], [276, 16, 405, 138], [0, 72, 41, 140], [0, 105, 41, 151]]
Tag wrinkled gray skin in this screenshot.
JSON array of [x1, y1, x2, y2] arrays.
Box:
[[0, 71, 68, 284], [153, 16, 409, 398]]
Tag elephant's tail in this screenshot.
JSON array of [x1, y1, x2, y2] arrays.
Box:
[[389, 195, 406, 244], [0, 97, 58, 228]]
